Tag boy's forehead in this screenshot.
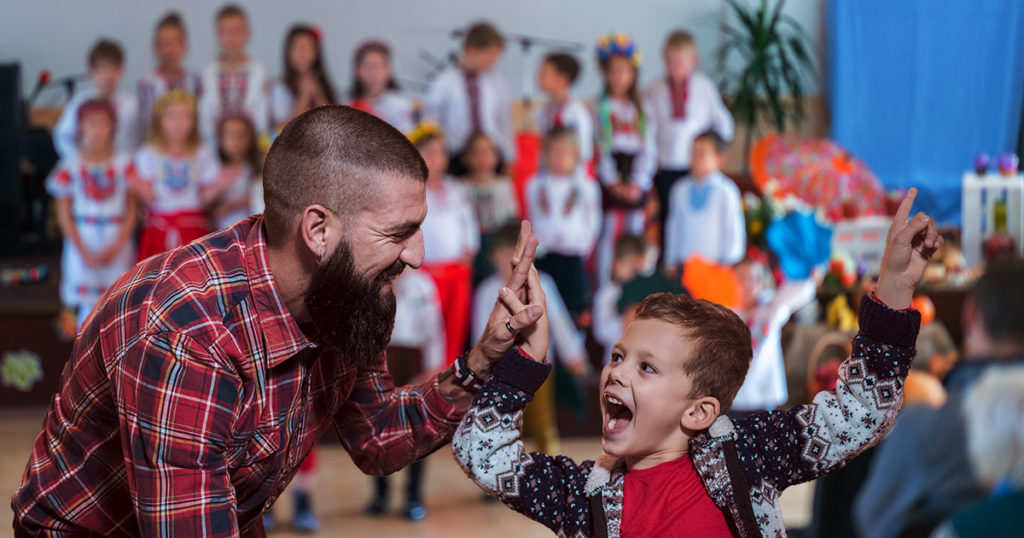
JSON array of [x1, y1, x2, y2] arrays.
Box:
[[621, 318, 693, 367]]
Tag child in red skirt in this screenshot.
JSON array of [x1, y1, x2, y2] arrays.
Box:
[[132, 89, 219, 259], [410, 122, 479, 363]]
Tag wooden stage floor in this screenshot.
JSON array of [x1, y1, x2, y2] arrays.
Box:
[[1, 410, 813, 537]]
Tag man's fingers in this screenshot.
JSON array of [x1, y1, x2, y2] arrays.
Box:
[[512, 220, 533, 266], [498, 286, 527, 314], [506, 304, 544, 335], [526, 266, 546, 307], [507, 237, 539, 294], [894, 188, 918, 225]]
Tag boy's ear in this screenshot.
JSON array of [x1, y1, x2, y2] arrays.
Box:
[[681, 396, 721, 431]]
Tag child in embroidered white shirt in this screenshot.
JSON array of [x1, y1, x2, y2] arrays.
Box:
[[269, 24, 338, 133], [536, 52, 593, 168], [423, 21, 514, 170], [347, 41, 416, 134], [663, 130, 745, 270], [411, 122, 480, 364], [593, 234, 648, 364], [527, 127, 602, 319], [199, 4, 269, 145], [138, 13, 202, 140], [646, 30, 733, 260], [54, 40, 139, 160], [593, 33, 657, 285]]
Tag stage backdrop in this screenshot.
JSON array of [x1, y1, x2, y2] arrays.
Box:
[[829, 0, 1024, 226]]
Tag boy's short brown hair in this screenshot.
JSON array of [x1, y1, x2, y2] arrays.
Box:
[[464, 21, 505, 51], [543, 125, 577, 150], [614, 234, 646, 260], [634, 293, 752, 413], [216, 4, 247, 24], [88, 39, 124, 68], [543, 53, 581, 85], [694, 129, 727, 154], [663, 30, 696, 53]]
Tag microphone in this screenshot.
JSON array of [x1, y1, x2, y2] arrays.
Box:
[[28, 69, 50, 105]]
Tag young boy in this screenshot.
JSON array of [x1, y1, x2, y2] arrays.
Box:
[[199, 4, 269, 145], [592, 234, 647, 364], [663, 130, 745, 269], [54, 39, 139, 159], [526, 126, 602, 319], [453, 189, 941, 537], [138, 12, 202, 139], [423, 21, 514, 172], [472, 224, 588, 456], [645, 30, 733, 259], [535, 52, 593, 168]]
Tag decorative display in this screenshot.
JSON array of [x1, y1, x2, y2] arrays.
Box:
[[595, 32, 642, 67], [998, 152, 1019, 177], [1, 349, 44, 392], [974, 152, 991, 175]]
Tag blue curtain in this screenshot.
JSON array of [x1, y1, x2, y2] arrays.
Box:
[[828, 0, 1024, 225]]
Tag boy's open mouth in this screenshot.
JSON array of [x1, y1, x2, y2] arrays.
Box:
[[603, 393, 634, 436]]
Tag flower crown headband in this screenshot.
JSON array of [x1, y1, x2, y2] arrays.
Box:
[[407, 121, 444, 147], [596, 32, 642, 67]]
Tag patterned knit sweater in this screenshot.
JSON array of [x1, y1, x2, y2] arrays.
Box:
[[452, 296, 920, 537]]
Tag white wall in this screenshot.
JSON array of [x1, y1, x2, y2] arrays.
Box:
[[1, 0, 826, 106]]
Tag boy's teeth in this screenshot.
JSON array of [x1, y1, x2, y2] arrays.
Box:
[[608, 418, 617, 430]]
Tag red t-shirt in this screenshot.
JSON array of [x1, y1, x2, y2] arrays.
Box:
[[621, 456, 734, 537]]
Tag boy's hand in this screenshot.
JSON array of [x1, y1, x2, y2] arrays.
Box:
[[874, 188, 943, 309], [497, 265, 549, 362]]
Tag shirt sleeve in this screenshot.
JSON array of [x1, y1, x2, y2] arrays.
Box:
[[704, 76, 735, 142], [494, 77, 516, 161], [46, 162, 74, 199], [421, 278, 447, 373], [113, 332, 243, 537], [452, 349, 594, 535], [632, 99, 659, 191], [719, 180, 746, 265], [735, 296, 921, 493], [582, 181, 603, 253], [459, 186, 481, 254], [332, 352, 464, 475], [663, 181, 685, 267], [421, 74, 446, 128], [196, 147, 221, 186], [575, 102, 594, 164], [54, 95, 81, 159], [269, 82, 293, 131], [540, 274, 585, 367]]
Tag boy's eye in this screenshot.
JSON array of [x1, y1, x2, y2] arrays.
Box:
[[610, 353, 623, 363], [641, 362, 657, 374]]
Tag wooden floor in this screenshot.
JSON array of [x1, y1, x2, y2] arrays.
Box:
[[1, 410, 813, 537]]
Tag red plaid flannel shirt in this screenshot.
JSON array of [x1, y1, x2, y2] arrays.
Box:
[[13, 217, 464, 537]]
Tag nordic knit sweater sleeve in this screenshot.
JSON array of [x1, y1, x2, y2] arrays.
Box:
[[692, 295, 922, 536], [452, 349, 596, 536]]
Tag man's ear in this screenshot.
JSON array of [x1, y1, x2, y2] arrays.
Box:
[[299, 205, 333, 260], [681, 396, 721, 432]]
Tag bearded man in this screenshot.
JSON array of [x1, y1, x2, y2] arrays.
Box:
[[13, 106, 545, 537]]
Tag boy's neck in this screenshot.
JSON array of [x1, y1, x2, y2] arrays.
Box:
[[625, 446, 689, 471], [548, 88, 571, 104], [426, 174, 445, 188], [668, 73, 691, 86], [692, 170, 717, 182], [163, 140, 190, 157], [467, 170, 495, 184], [220, 53, 248, 68], [157, 63, 184, 78], [548, 169, 574, 179]]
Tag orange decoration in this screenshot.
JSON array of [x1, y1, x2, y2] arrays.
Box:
[[911, 295, 935, 325], [682, 257, 743, 309]]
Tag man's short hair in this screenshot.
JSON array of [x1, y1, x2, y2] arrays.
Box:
[[633, 293, 752, 413], [544, 52, 581, 85], [971, 260, 1024, 344], [88, 39, 124, 68], [262, 105, 428, 245], [463, 21, 505, 51], [663, 30, 696, 53]]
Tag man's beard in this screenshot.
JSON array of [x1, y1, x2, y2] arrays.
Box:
[[304, 240, 404, 368]]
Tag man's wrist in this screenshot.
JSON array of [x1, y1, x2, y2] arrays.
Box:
[[465, 346, 494, 383]]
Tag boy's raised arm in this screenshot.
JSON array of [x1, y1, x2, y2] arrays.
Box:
[[730, 189, 941, 491]]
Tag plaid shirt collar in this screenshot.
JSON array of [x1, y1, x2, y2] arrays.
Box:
[[243, 217, 313, 367]]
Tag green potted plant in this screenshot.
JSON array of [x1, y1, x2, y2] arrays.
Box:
[[717, 0, 817, 168]]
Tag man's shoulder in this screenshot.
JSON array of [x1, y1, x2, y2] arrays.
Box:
[[108, 222, 257, 339]]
